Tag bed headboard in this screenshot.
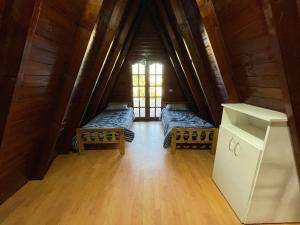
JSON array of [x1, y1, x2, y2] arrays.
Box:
[[107, 101, 133, 107], [162, 101, 189, 108], [161, 101, 189, 108]]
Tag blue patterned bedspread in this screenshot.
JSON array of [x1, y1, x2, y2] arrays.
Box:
[[73, 108, 135, 149], [160, 108, 214, 148]]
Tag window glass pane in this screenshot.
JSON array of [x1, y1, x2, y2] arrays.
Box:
[[133, 87, 138, 97], [139, 87, 145, 97], [156, 87, 162, 97], [150, 64, 156, 75], [150, 98, 155, 107], [149, 75, 155, 86], [134, 108, 139, 117], [150, 87, 156, 97], [156, 108, 161, 117], [140, 108, 145, 117], [150, 108, 155, 117], [132, 75, 138, 86], [132, 64, 138, 74], [156, 75, 162, 85], [140, 98, 145, 107], [139, 75, 145, 86], [133, 98, 139, 107], [156, 64, 162, 74], [139, 64, 145, 74], [156, 97, 161, 107]]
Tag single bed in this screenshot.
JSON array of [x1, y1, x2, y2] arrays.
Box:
[[75, 103, 135, 154], [161, 103, 219, 154]]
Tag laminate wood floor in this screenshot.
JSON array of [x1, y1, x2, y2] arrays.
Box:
[[0, 122, 298, 225]]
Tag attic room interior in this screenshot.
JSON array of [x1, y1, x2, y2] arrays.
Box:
[[0, 0, 300, 224]]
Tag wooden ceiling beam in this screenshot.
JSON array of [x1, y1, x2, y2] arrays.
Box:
[[262, 0, 300, 176], [0, 0, 42, 145], [98, 8, 145, 112], [149, 7, 197, 112], [52, 0, 128, 156], [85, 0, 141, 121], [167, 0, 222, 125], [195, 0, 240, 103], [155, 0, 212, 122]]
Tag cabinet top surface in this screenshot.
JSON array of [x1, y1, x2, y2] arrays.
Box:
[[222, 103, 287, 122]]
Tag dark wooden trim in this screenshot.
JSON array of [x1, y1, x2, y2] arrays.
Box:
[[150, 6, 197, 112], [53, 0, 128, 157], [155, 0, 212, 122], [262, 0, 300, 176], [0, 0, 42, 202], [167, 0, 222, 125], [29, 0, 103, 179], [0, 0, 42, 145], [85, 0, 141, 121], [98, 8, 145, 112], [195, 0, 240, 103]]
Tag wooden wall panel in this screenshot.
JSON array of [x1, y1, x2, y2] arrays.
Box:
[[54, 0, 128, 154], [200, 24, 228, 103], [0, 0, 88, 202], [213, 0, 285, 112], [33, 0, 102, 177], [109, 12, 186, 105], [0, 0, 4, 27], [297, 0, 300, 21], [109, 60, 186, 104]]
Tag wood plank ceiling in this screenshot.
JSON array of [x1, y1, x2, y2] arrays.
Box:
[[0, 0, 300, 203]]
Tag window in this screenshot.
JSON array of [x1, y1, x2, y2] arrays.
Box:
[[132, 62, 163, 119], [149, 63, 162, 118], [132, 63, 146, 118]]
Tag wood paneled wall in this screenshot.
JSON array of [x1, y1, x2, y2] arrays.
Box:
[[298, 0, 300, 21], [33, 0, 102, 177], [0, 0, 4, 27], [109, 11, 186, 105], [210, 0, 284, 112], [0, 0, 89, 202], [200, 24, 228, 103]]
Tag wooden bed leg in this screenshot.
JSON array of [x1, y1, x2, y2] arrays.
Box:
[[76, 129, 85, 154], [171, 131, 176, 154], [119, 129, 125, 155], [211, 129, 219, 155]]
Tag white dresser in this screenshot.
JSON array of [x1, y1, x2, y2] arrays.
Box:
[[213, 103, 300, 224]]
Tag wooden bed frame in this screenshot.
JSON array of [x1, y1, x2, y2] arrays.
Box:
[[76, 128, 125, 154], [170, 128, 219, 154], [162, 102, 219, 154]]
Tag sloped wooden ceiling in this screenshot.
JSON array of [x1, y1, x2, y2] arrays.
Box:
[[98, 10, 191, 114], [86, 0, 219, 124], [0, 0, 300, 204]]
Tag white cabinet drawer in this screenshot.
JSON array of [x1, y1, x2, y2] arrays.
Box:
[[213, 125, 262, 222]]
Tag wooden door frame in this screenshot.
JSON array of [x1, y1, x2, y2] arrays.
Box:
[[131, 59, 164, 121]]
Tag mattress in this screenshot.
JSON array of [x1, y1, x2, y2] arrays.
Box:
[[73, 108, 135, 149], [160, 108, 214, 148]]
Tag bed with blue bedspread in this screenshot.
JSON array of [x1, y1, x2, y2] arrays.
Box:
[[160, 108, 217, 152], [73, 108, 135, 151]]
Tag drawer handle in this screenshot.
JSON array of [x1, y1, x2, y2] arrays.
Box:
[[228, 138, 235, 152], [234, 142, 240, 157]]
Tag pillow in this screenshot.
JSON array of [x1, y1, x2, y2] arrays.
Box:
[[106, 102, 128, 110], [165, 103, 189, 111]]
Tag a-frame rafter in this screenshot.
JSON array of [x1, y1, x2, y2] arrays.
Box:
[[195, 0, 239, 103], [166, 0, 222, 125], [55, 0, 128, 154], [149, 5, 198, 113], [155, 0, 212, 122], [85, 0, 141, 122], [98, 6, 146, 112]]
